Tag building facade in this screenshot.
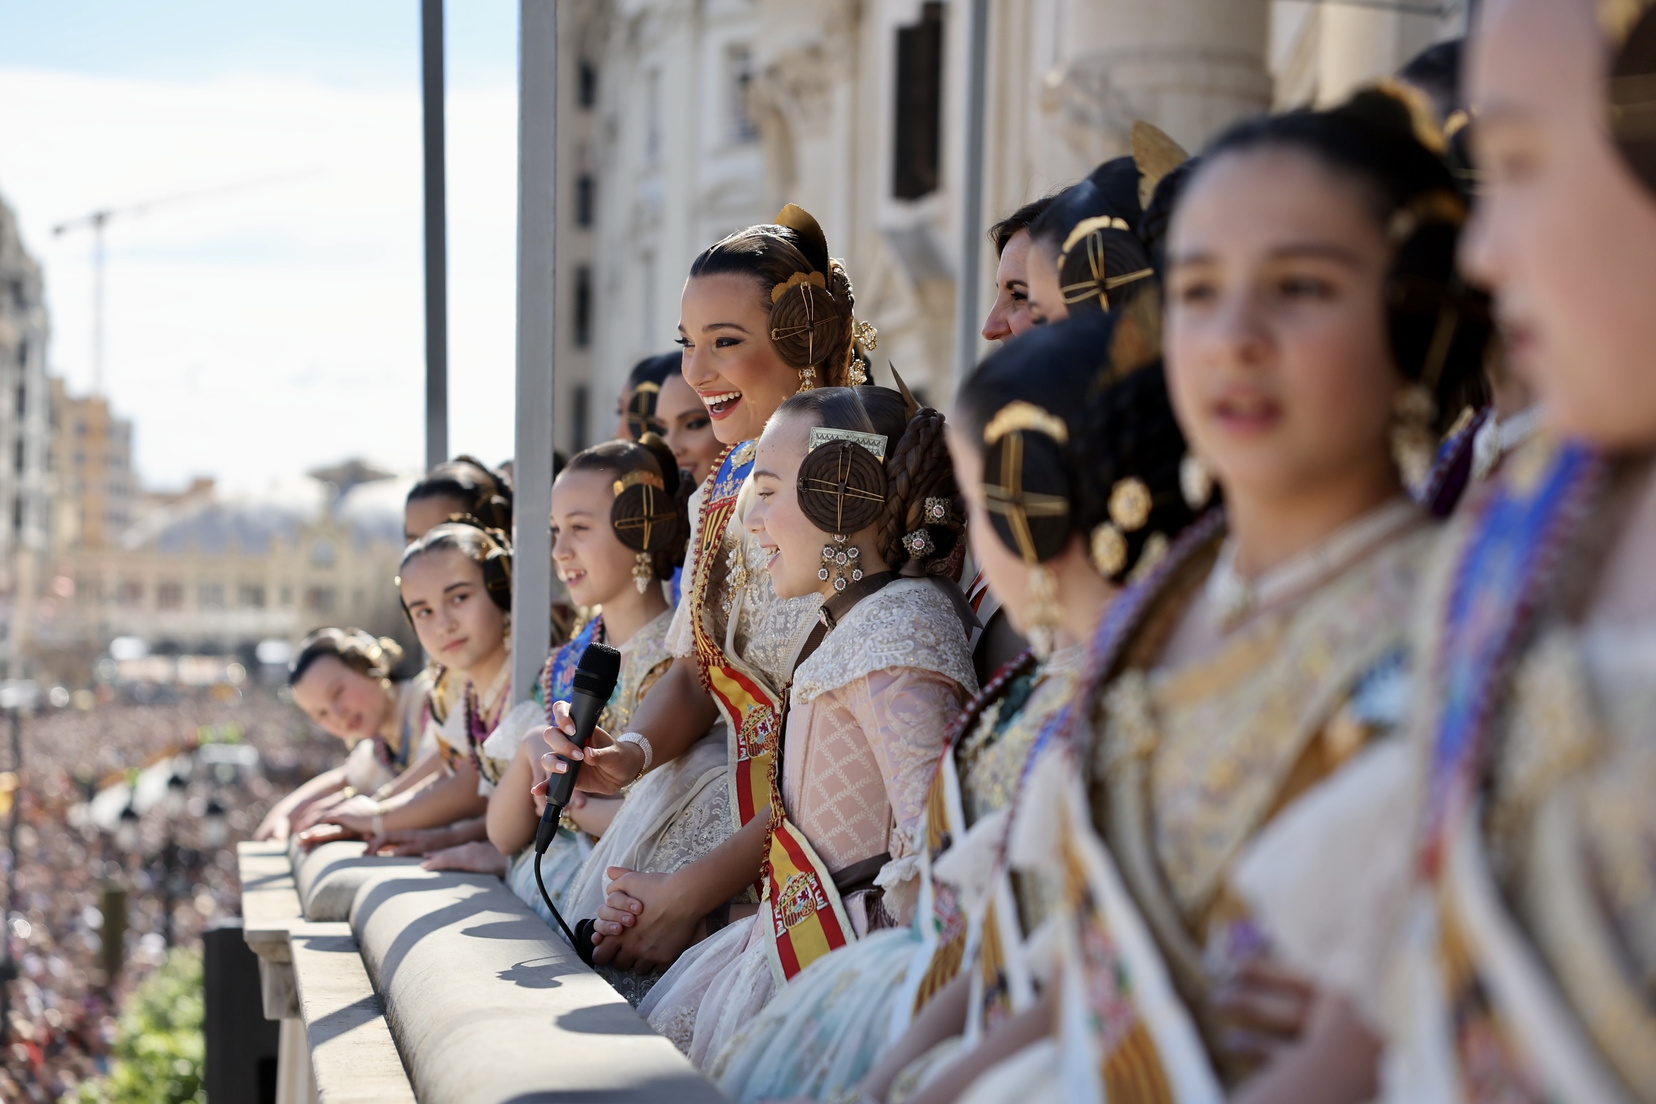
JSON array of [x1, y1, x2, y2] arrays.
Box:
[[48, 377, 139, 552], [0, 195, 53, 679]]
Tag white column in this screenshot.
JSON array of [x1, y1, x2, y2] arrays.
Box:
[[512, 0, 558, 702]]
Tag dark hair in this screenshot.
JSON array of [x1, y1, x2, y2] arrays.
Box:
[[1025, 157, 1156, 316], [957, 311, 1195, 583], [1195, 89, 1492, 431], [776, 385, 961, 573], [406, 455, 514, 533], [399, 519, 513, 612], [1398, 39, 1462, 120], [688, 209, 863, 388], [561, 435, 691, 581], [289, 627, 404, 686], [622, 352, 682, 439], [1140, 156, 1202, 279], [989, 193, 1060, 256]]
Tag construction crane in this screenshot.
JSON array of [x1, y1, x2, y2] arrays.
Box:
[[50, 171, 312, 395]]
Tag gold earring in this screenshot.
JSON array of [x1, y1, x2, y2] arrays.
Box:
[[1391, 384, 1438, 492], [632, 552, 654, 594], [1026, 564, 1060, 658], [818, 534, 864, 592], [797, 365, 818, 392], [1179, 453, 1214, 510]]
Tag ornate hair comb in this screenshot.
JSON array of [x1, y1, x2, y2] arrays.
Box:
[[983, 400, 1069, 447], [808, 426, 888, 461]]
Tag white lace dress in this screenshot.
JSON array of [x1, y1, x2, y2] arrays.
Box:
[[640, 579, 977, 1067]]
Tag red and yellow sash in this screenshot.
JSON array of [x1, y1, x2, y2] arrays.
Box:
[[687, 442, 852, 981]]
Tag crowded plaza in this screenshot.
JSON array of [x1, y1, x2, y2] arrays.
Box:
[[3, 0, 1656, 1100]]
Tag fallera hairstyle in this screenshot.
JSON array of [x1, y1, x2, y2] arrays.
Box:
[[774, 384, 962, 573], [399, 518, 513, 613], [956, 309, 1196, 584], [1026, 157, 1157, 316], [622, 352, 682, 440], [561, 434, 692, 581], [988, 193, 1060, 256], [406, 455, 514, 533], [1195, 86, 1494, 433], [687, 205, 865, 388], [289, 627, 405, 687]]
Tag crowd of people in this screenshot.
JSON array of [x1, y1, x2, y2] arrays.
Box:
[[0, 690, 335, 1101], [253, 0, 1656, 1100]]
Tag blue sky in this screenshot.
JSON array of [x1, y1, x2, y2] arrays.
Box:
[[0, 1, 521, 493]]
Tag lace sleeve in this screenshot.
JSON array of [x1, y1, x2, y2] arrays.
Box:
[[839, 667, 967, 858]]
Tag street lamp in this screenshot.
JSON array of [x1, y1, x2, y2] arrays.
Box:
[[164, 772, 188, 818], [115, 805, 139, 854]]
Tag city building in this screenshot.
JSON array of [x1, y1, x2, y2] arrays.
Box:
[[0, 193, 53, 679], [48, 376, 139, 552], [553, 0, 1467, 440]]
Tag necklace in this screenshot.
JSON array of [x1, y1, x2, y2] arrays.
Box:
[[1206, 498, 1420, 630]]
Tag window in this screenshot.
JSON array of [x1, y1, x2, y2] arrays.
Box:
[[157, 582, 183, 610], [239, 584, 265, 609], [12, 439, 21, 474], [14, 383, 24, 417], [579, 60, 598, 108], [304, 587, 338, 614], [727, 45, 760, 144], [310, 539, 336, 567], [576, 173, 595, 228], [573, 266, 593, 349], [118, 580, 144, 607], [892, 2, 945, 200], [199, 583, 226, 609]]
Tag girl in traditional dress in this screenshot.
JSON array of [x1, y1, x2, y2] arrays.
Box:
[[914, 88, 1493, 1104], [535, 206, 872, 979], [632, 382, 974, 1064], [253, 629, 433, 841], [707, 306, 1195, 1104], [320, 520, 514, 844], [1233, 2, 1656, 1100]]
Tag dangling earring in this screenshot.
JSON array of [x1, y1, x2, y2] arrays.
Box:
[[797, 365, 818, 393], [818, 533, 863, 592], [1180, 453, 1214, 510], [1391, 383, 1438, 492], [1026, 564, 1060, 658], [631, 552, 654, 594]]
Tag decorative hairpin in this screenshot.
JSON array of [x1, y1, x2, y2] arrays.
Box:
[[808, 426, 888, 460], [982, 401, 1069, 447]]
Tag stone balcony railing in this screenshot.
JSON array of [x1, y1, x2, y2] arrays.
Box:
[[238, 839, 727, 1104]]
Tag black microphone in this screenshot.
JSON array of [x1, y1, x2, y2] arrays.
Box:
[[534, 641, 621, 857]]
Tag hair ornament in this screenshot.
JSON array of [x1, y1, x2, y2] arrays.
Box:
[[983, 400, 1069, 447], [1132, 120, 1190, 210], [1108, 478, 1153, 532], [1371, 78, 1449, 154], [923, 497, 952, 524], [903, 528, 937, 560], [1090, 523, 1129, 578], [1608, 2, 1656, 197], [773, 203, 831, 277], [889, 365, 922, 421], [770, 270, 828, 303], [610, 463, 679, 556], [1603, 0, 1656, 43], [1107, 288, 1164, 381], [808, 425, 887, 461], [852, 319, 879, 351], [1058, 215, 1156, 312]]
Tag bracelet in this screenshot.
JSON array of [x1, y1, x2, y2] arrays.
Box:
[[617, 731, 653, 780]]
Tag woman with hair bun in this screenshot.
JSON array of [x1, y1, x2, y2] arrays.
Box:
[[924, 87, 1494, 1104], [253, 628, 433, 841], [317, 519, 515, 847], [404, 454, 514, 544], [708, 309, 1196, 1104], [534, 205, 883, 977], [633, 383, 976, 1064]]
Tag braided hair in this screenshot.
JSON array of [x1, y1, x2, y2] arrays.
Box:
[[1029, 157, 1156, 316], [777, 386, 961, 573], [562, 435, 692, 581], [956, 310, 1195, 584]]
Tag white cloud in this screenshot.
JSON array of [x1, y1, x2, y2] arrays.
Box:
[[0, 67, 518, 492]]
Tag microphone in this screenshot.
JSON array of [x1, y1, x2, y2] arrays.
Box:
[[535, 641, 621, 857]]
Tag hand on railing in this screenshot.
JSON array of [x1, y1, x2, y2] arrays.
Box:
[[588, 867, 701, 973]]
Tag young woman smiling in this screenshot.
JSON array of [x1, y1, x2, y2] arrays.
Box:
[[636, 384, 975, 1064], [532, 205, 877, 979], [321, 520, 514, 845]]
